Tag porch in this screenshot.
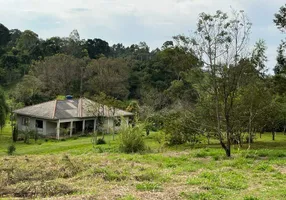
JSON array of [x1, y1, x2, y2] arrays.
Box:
[[47, 118, 97, 139]]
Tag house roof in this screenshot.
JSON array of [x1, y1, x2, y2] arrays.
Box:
[[13, 98, 133, 120]]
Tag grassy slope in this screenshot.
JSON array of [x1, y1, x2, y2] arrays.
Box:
[[0, 124, 286, 200]]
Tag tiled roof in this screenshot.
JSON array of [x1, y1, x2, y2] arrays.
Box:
[[13, 98, 133, 119]]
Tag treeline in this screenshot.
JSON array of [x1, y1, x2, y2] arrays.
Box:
[[1, 4, 286, 157], [0, 23, 200, 108]]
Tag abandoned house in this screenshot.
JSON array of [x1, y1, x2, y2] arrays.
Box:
[[13, 97, 133, 139]]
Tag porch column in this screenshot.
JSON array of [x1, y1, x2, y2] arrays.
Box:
[[93, 119, 97, 133], [56, 120, 60, 140], [70, 121, 73, 137], [82, 120, 85, 134]]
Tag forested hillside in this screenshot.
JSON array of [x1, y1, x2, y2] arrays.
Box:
[[1, 5, 286, 157]]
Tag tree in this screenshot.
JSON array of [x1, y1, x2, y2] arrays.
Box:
[[274, 41, 286, 74], [60, 30, 87, 58], [0, 88, 8, 131], [16, 30, 39, 53], [237, 78, 271, 147], [190, 10, 251, 157], [0, 23, 10, 47], [251, 40, 267, 74], [86, 57, 130, 100], [273, 4, 286, 97], [86, 38, 110, 59], [274, 4, 286, 33], [42, 37, 64, 56], [30, 54, 88, 97], [12, 75, 46, 106]]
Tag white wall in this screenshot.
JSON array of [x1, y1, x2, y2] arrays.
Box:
[[16, 115, 51, 136], [46, 121, 57, 136]]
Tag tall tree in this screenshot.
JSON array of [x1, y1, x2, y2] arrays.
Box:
[[191, 10, 251, 157], [251, 40, 268, 74], [31, 54, 88, 96], [86, 57, 130, 100]]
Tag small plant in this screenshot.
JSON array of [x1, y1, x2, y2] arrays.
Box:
[[195, 150, 208, 158], [136, 182, 162, 191], [118, 125, 145, 153], [7, 144, 16, 155], [95, 146, 104, 153], [60, 128, 70, 138]]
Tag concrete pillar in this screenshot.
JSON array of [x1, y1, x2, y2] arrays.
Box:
[[56, 120, 60, 140], [93, 119, 97, 133], [70, 121, 73, 137], [82, 120, 85, 134]]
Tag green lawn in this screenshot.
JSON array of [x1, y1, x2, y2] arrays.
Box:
[[0, 123, 286, 199]]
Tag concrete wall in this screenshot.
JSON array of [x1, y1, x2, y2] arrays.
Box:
[[16, 115, 55, 136], [17, 115, 38, 132], [46, 121, 57, 136]]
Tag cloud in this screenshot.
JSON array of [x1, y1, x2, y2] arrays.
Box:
[[0, 0, 284, 73], [69, 8, 91, 13]]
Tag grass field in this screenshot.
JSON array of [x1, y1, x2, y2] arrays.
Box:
[[0, 123, 286, 200]]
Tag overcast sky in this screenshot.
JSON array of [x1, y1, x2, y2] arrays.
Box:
[[0, 0, 285, 73]]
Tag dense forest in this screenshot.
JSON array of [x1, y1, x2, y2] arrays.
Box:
[[1, 4, 286, 157]]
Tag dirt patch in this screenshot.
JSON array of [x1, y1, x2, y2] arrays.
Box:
[[274, 165, 286, 174]]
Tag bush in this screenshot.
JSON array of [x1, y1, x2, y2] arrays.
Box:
[[23, 131, 30, 144], [119, 125, 145, 153], [20, 130, 38, 144], [7, 144, 16, 155], [97, 138, 106, 145], [164, 112, 201, 145]]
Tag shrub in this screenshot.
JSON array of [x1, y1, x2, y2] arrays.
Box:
[[20, 130, 38, 144], [23, 131, 30, 144], [118, 125, 145, 153], [164, 112, 201, 145], [97, 138, 106, 145], [194, 150, 208, 158], [7, 144, 16, 155]]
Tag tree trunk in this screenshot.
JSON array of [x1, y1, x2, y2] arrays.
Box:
[[207, 133, 210, 145], [146, 129, 150, 136], [226, 132, 231, 157], [220, 140, 231, 157], [272, 130, 275, 141]]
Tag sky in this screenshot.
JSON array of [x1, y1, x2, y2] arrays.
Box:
[[0, 0, 285, 73]]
